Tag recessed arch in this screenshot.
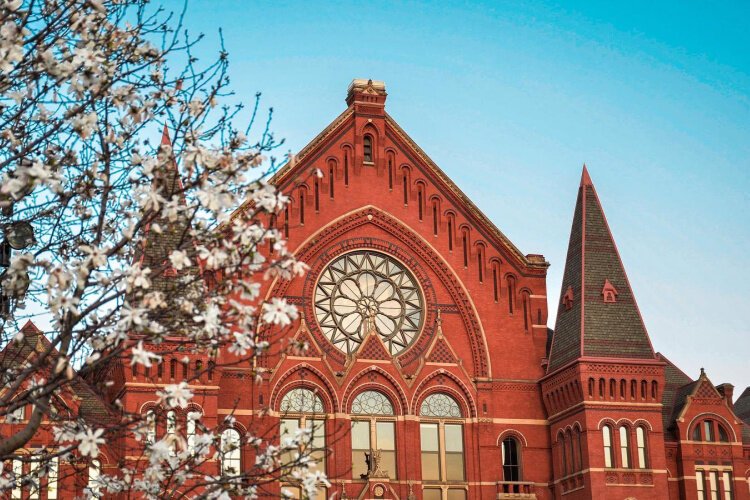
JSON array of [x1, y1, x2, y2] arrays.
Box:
[[342, 366, 408, 415], [270, 363, 340, 413], [412, 369, 477, 417]]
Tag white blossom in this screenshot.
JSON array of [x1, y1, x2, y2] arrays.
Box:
[[76, 428, 106, 458]]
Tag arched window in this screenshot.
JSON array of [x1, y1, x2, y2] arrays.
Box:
[[314, 176, 320, 211], [386, 154, 392, 189], [636, 426, 648, 469], [280, 388, 327, 477], [328, 161, 335, 198], [575, 428, 583, 471], [402, 169, 409, 205], [559, 432, 568, 475], [620, 379, 626, 399], [447, 214, 454, 251], [477, 246, 484, 283], [145, 409, 156, 445], [351, 391, 396, 479], [417, 184, 424, 220], [718, 423, 729, 443], [502, 437, 521, 481], [420, 393, 464, 482], [299, 189, 305, 225], [432, 199, 439, 236], [48, 455, 59, 499], [619, 426, 631, 468], [631, 379, 637, 399], [492, 263, 500, 302], [220, 428, 241, 477], [187, 414, 197, 455], [588, 378, 595, 398], [344, 149, 350, 186], [506, 276, 515, 314], [602, 425, 614, 468], [651, 380, 658, 399], [462, 229, 469, 268], [87, 459, 101, 498], [566, 429, 575, 473], [522, 291, 530, 331], [599, 378, 605, 398], [363, 135, 373, 163]]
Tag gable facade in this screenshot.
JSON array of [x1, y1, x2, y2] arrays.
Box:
[[1, 79, 748, 500]]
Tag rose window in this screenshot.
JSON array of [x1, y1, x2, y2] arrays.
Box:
[[314, 250, 424, 355]]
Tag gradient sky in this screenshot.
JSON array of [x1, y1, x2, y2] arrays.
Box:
[[167, 1, 749, 389]]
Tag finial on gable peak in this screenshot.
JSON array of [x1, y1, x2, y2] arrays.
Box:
[[580, 163, 593, 187]]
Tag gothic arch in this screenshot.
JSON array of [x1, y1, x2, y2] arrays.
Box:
[[497, 429, 529, 448], [265, 206, 491, 378], [411, 369, 477, 417], [342, 366, 409, 415], [270, 363, 340, 413], [686, 412, 738, 442]]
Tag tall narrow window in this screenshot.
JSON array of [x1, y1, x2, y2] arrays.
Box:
[[314, 177, 320, 211], [507, 277, 515, 314], [146, 409, 156, 444], [418, 187, 424, 220], [11, 458, 22, 499], [432, 201, 438, 235], [363, 136, 373, 163], [280, 388, 326, 475], [88, 459, 101, 498], [631, 380, 637, 399], [387, 156, 393, 189], [522, 292, 529, 331], [299, 191, 305, 225], [329, 163, 335, 198], [269, 215, 276, 254], [641, 380, 647, 399], [447, 216, 454, 251], [709, 471, 719, 500], [284, 206, 289, 237], [29, 457, 39, 500], [167, 409, 177, 455], [560, 434, 568, 475], [501, 437, 521, 481], [477, 248, 484, 283], [187, 414, 197, 455], [575, 428, 583, 471], [220, 428, 242, 477], [619, 426, 631, 468], [588, 378, 595, 397], [403, 173, 408, 205], [462, 230, 468, 268], [351, 391, 396, 479], [602, 426, 614, 468], [170, 358, 176, 379], [696, 470, 706, 500], [599, 378, 605, 398], [651, 380, 658, 399], [566, 429, 575, 473], [492, 264, 499, 302], [48, 455, 59, 500], [420, 393, 464, 482], [704, 420, 715, 442], [344, 151, 350, 186], [722, 472, 733, 500], [636, 426, 647, 469]]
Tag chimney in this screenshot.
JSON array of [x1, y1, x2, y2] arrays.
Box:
[[716, 383, 734, 409], [346, 79, 387, 113]]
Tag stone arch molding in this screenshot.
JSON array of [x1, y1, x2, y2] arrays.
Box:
[[270, 206, 490, 378], [342, 365, 409, 415], [270, 363, 340, 414], [412, 369, 477, 418]]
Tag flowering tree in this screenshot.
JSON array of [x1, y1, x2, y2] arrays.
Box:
[[0, 0, 323, 497]]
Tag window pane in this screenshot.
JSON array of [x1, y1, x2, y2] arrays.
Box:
[[619, 426, 630, 468], [48, 456, 59, 500], [696, 470, 705, 500], [709, 471, 719, 500], [421, 452, 440, 480], [281, 388, 325, 414], [446, 452, 465, 481], [307, 419, 326, 449], [351, 421, 370, 478], [421, 423, 439, 452], [704, 421, 714, 442], [376, 421, 395, 450], [722, 472, 733, 500], [444, 424, 463, 453], [447, 490, 467, 500], [423, 489, 442, 500], [310, 449, 326, 474], [420, 393, 462, 418], [381, 450, 397, 479], [352, 391, 394, 415]]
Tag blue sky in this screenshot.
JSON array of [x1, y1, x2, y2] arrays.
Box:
[[170, 1, 749, 388]]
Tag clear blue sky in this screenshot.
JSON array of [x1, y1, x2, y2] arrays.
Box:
[[170, 1, 749, 389]]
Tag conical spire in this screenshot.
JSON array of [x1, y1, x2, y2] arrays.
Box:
[[547, 166, 655, 373]]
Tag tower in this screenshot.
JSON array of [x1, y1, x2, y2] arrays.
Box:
[[542, 166, 669, 499]]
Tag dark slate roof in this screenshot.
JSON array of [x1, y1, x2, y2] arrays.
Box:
[[128, 125, 203, 328], [657, 353, 695, 439], [734, 387, 750, 424], [547, 167, 656, 373]]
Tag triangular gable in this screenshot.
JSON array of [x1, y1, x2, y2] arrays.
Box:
[[355, 330, 392, 361], [290, 323, 323, 357], [426, 336, 458, 365], [230, 80, 548, 273]]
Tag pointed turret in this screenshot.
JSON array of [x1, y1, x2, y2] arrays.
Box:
[[129, 125, 202, 330], [547, 166, 656, 373]]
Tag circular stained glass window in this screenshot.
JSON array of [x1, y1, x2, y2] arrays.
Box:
[[314, 250, 424, 355]]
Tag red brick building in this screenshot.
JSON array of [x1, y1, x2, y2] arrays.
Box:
[[2, 79, 749, 499]]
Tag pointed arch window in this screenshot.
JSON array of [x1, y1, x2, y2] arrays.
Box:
[[507, 276, 515, 314], [418, 184, 424, 221], [602, 425, 614, 468], [344, 149, 350, 186], [387, 155, 393, 189], [501, 437, 521, 481], [220, 428, 242, 477], [280, 388, 326, 474], [363, 135, 373, 163], [492, 263, 500, 302], [420, 393, 464, 482], [461, 229, 469, 268], [328, 161, 335, 198], [351, 391, 396, 479], [447, 215, 454, 251]]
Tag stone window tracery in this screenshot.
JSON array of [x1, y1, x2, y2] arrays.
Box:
[[351, 390, 397, 479], [314, 250, 424, 355]]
